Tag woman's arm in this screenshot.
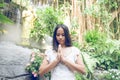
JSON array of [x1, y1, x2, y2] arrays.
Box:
[[39, 55, 60, 76], [61, 54, 86, 74]]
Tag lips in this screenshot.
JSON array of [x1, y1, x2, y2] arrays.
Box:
[[58, 40, 63, 43]]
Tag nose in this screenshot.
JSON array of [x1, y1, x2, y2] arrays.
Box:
[[59, 35, 62, 39]]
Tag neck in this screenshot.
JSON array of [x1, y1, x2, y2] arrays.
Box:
[[58, 44, 65, 48]]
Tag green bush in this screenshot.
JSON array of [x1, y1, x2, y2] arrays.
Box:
[[26, 49, 50, 78], [84, 30, 106, 45], [26, 49, 43, 77], [84, 30, 120, 70], [104, 69, 120, 80], [30, 6, 64, 42]]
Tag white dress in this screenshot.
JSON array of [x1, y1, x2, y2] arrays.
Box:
[[45, 46, 80, 80]]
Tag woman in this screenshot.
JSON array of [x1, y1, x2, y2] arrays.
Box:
[[39, 24, 86, 80]]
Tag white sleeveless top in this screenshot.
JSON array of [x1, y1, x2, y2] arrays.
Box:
[[45, 46, 80, 80]]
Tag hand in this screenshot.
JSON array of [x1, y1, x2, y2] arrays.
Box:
[[56, 44, 62, 63], [58, 44, 62, 54], [58, 45, 66, 64], [60, 53, 66, 64]]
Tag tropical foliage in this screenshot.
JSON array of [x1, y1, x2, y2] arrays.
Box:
[[25, 49, 50, 79], [0, 2, 13, 34], [81, 30, 120, 80], [30, 6, 64, 42], [1, 0, 120, 80], [26, 49, 43, 78]]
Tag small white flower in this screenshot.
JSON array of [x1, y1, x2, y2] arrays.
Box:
[[26, 63, 31, 66], [112, 75, 114, 78], [110, 73, 112, 75], [31, 57, 35, 62]]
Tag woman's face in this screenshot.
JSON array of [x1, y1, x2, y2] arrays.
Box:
[[56, 27, 65, 46]]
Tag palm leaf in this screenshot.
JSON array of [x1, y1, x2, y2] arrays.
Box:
[[0, 13, 13, 24]]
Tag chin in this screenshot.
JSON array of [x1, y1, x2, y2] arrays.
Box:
[[58, 41, 65, 45], [59, 43, 64, 45]]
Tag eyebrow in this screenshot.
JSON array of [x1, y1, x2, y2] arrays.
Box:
[[56, 33, 64, 34]]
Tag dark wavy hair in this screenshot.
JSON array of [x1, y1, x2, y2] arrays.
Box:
[[53, 24, 72, 52]]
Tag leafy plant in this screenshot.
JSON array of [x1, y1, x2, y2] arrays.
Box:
[[0, 13, 13, 24], [26, 49, 50, 79], [30, 6, 64, 42], [82, 30, 120, 80], [84, 29, 106, 45], [84, 30, 120, 70], [0, 2, 13, 34], [26, 49, 43, 77], [73, 42, 98, 80], [75, 72, 89, 80], [104, 69, 120, 80], [84, 0, 119, 39], [92, 39, 120, 70], [0, 1, 13, 24]]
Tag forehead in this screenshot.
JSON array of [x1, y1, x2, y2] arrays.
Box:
[[56, 27, 64, 33]]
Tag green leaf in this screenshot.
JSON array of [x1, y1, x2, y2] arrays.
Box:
[[0, 13, 13, 24], [0, 3, 5, 7]]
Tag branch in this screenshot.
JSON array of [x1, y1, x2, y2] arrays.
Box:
[[108, 7, 120, 26]]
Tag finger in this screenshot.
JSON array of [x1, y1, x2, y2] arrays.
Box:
[[58, 44, 62, 53]]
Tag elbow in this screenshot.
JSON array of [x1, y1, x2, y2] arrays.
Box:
[[78, 66, 86, 75], [82, 69, 86, 75], [81, 67, 86, 75]]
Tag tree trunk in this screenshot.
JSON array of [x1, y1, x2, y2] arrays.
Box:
[[108, 7, 120, 26]]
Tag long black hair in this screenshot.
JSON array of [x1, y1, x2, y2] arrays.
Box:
[[53, 24, 72, 52]]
